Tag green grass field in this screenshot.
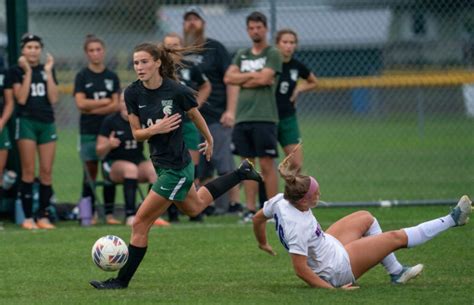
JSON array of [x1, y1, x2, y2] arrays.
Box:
[[0, 206, 472, 305], [51, 113, 473, 204]]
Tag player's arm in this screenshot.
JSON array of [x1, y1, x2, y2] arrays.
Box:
[[291, 72, 317, 102], [241, 68, 275, 88], [220, 84, 239, 127], [128, 113, 182, 142], [196, 80, 211, 108], [223, 65, 253, 85], [187, 107, 213, 161], [44, 54, 59, 104], [0, 88, 14, 131], [87, 92, 120, 115], [14, 59, 32, 105], [96, 132, 121, 159], [75, 92, 112, 112], [290, 254, 335, 289], [253, 209, 277, 256]]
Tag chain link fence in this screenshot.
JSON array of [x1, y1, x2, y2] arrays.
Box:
[[3, 0, 472, 204]]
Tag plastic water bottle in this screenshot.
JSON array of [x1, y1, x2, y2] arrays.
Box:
[[78, 196, 92, 226], [2, 170, 17, 190], [15, 198, 25, 225]]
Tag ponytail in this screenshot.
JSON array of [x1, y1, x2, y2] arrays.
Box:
[[133, 42, 203, 82], [278, 144, 313, 204]]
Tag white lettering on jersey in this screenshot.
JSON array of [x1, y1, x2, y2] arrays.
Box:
[[240, 57, 267, 72], [104, 79, 114, 91], [290, 69, 299, 81], [0, 75, 4, 87], [85, 82, 93, 88]]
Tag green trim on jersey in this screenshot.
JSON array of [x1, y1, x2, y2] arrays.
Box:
[[16, 117, 57, 144], [152, 161, 194, 201], [232, 46, 282, 124]]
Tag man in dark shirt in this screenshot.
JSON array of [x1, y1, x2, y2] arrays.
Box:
[[182, 6, 242, 214]]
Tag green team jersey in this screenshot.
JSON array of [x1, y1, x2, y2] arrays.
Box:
[[232, 46, 282, 124]]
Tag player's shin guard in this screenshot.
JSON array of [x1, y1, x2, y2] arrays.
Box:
[[20, 181, 33, 218], [38, 183, 53, 218], [123, 179, 137, 217], [117, 244, 147, 286]]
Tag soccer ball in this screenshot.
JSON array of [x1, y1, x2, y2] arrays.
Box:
[[91, 235, 128, 271]]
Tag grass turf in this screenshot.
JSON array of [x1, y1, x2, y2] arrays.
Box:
[[0, 205, 472, 305]]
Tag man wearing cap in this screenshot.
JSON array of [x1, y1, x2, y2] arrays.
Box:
[[183, 6, 243, 215]]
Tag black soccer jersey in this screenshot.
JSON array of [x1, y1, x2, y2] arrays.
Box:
[[98, 112, 145, 163], [74, 67, 121, 135], [177, 60, 207, 123], [177, 59, 207, 91], [11, 64, 58, 123], [184, 38, 230, 124], [124, 78, 198, 169], [0, 68, 12, 117], [276, 58, 311, 119]]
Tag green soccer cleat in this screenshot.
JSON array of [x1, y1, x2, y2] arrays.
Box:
[[450, 195, 472, 226], [390, 264, 424, 284]]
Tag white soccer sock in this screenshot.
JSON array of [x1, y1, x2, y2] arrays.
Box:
[[364, 218, 403, 275], [403, 215, 455, 248]]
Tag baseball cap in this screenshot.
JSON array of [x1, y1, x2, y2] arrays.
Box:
[[183, 6, 206, 22], [20, 33, 43, 48]]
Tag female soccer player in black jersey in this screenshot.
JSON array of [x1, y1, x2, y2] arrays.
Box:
[[275, 29, 317, 171], [74, 35, 121, 224], [12, 34, 58, 230], [90, 42, 262, 289], [96, 95, 170, 227]]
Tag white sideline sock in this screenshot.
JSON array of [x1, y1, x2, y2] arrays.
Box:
[[364, 218, 403, 275], [403, 215, 455, 248]]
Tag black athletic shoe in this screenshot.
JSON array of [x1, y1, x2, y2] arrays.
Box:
[[90, 278, 127, 290], [228, 202, 244, 214], [237, 159, 263, 182], [189, 213, 204, 222]]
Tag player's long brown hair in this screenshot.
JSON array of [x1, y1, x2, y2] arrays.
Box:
[[275, 28, 298, 44], [278, 144, 311, 204], [133, 42, 200, 82]]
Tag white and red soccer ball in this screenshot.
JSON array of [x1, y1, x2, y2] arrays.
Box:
[[91, 235, 128, 271]]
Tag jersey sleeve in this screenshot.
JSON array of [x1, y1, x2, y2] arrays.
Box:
[[124, 85, 139, 116], [190, 65, 206, 87], [73, 71, 85, 95], [113, 73, 121, 93], [98, 115, 113, 137], [262, 199, 276, 218], [231, 49, 244, 68], [298, 61, 311, 80], [10, 67, 23, 85], [216, 41, 231, 75], [3, 70, 12, 89], [266, 48, 283, 74], [179, 84, 198, 111]]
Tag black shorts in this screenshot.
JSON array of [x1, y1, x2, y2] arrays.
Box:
[[231, 122, 278, 158]]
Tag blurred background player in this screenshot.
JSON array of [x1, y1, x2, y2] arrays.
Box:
[[96, 95, 170, 227], [163, 32, 211, 222], [224, 12, 282, 222], [275, 29, 317, 171], [74, 35, 121, 224], [183, 6, 243, 215], [11, 33, 59, 229], [0, 58, 14, 201]]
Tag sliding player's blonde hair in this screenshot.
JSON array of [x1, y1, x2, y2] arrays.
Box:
[[278, 144, 312, 204]]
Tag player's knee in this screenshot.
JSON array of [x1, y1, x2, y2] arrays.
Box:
[[386, 230, 408, 247], [123, 164, 138, 178]]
